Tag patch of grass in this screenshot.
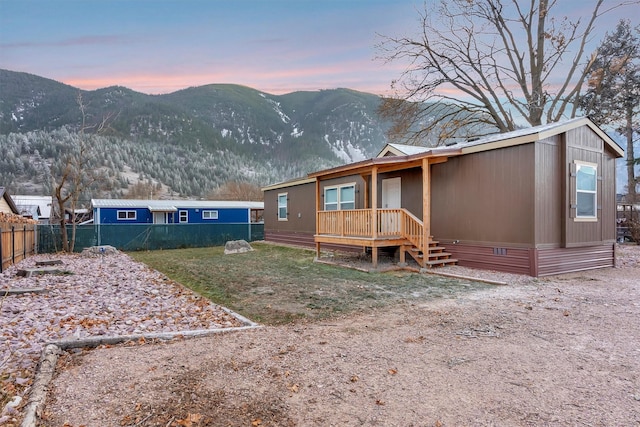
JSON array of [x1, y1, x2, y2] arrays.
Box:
[[129, 242, 490, 325]]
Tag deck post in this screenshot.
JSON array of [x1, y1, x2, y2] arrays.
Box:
[[372, 246, 378, 268], [362, 174, 369, 209], [315, 178, 321, 258], [422, 158, 431, 267], [371, 166, 379, 267]]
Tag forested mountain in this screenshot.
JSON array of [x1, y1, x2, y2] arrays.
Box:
[[0, 69, 392, 201]]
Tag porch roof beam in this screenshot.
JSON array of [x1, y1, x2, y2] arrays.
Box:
[[315, 156, 453, 181], [309, 151, 461, 180]]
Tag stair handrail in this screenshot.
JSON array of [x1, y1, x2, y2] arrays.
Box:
[[399, 208, 425, 252]]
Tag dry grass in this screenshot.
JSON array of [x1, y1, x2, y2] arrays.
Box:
[[129, 242, 490, 325]]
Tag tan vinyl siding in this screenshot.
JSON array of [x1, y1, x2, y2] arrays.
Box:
[[319, 175, 366, 209], [601, 154, 617, 241], [431, 143, 535, 245], [264, 181, 317, 234], [534, 135, 562, 246], [0, 198, 12, 214], [563, 126, 616, 246], [378, 168, 423, 217]]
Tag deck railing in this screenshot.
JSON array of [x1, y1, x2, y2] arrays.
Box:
[[317, 209, 372, 237], [400, 210, 424, 250], [317, 208, 424, 250]]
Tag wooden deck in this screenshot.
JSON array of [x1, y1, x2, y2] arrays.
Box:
[[315, 208, 456, 269]]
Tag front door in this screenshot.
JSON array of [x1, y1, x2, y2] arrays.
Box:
[[153, 212, 167, 224], [382, 177, 401, 208], [381, 177, 401, 234]]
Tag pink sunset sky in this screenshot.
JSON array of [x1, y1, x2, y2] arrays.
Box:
[[0, 0, 637, 96]]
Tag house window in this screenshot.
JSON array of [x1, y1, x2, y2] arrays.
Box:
[[576, 162, 597, 219], [340, 185, 355, 210], [179, 210, 188, 223], [202, 210, 218, 220], [117, 210, 136, 220], [278, 193, 288, 221], [324, 183, 356, 211]]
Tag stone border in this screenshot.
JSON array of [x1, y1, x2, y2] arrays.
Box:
[[315, 257, 508, 285], [20, 307, 260, 427]]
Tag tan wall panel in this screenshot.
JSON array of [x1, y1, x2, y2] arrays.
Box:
[[319, 175, 367, 208], [567, 126, 604, 151], [431, 144, 535, 245], [378, 168, 423, 217], [563, 125, 616, 246], [601, 154, 617, 241], [0, 199, 12, 214], [264, 181, 317, 234], [534, 136, 562, 245]]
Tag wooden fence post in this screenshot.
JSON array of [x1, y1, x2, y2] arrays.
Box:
[[0, 227, 3, 273], [11, 225, 15, 266]]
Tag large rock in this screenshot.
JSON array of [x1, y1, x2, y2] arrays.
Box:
[[224, 240, 254, 255], [81, 245, 119, 257]]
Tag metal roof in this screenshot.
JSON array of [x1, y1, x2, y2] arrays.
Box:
[[377, 143, 431, 157], [91, 199, 264, 209], [11, 195, 53, 218], [261, 177, 316, 192], [379, 117, 624, 159]]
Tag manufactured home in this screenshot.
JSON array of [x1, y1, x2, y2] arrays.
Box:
[[91, 199, 264, 225], [263, 117, 624, 277], [11, 195, 53, 224]]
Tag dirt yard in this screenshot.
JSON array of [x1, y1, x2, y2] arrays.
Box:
[[38, 245, 640, 426]]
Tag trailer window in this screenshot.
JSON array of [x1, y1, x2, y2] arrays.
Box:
[[324, 183, 355, 211], [117, 210, 136, 220], [576, 162, 597, 218], [278, 193, 288, 220]]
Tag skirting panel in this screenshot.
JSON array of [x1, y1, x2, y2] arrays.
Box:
[[264, 231, 363, 253], [438, 240, 532, 275], [439, 240, 615, 277], [264, 231, 315, 248], [535, 244, 615, 276]]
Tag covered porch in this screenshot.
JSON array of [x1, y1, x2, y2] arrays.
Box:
[[310, 149, 461, 268]]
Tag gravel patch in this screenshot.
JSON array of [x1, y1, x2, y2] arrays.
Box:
[[0, 250, 245, 425], [2, 245, 638, 426], [38, 244, 640, 427]]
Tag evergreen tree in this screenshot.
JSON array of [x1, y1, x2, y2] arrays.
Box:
[[580, 20, 640, 201]]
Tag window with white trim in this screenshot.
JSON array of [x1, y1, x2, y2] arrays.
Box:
[[179, 210, 188, 223], [117, 210, 136, 220], [278, 193, 288, 221], [202, 210, 219, 220], [324, 183, 355, 211], [576, 162, 597, 218]]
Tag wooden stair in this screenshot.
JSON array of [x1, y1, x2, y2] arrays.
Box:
[[403, 239, 457, 269]]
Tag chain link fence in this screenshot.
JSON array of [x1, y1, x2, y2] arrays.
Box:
[[37, 223, 264, 253]]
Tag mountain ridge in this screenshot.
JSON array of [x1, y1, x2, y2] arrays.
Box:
[[0, 69, 392, 199]]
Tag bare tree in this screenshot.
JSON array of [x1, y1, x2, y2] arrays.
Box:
[[124, 180, 163, 200], [51, 93, 111, 252], [207, 181, 263, 201], [580, 20, 640, 202], [377, 0, 637, 145]]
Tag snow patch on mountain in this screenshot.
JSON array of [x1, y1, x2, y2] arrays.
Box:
[[291, 126, 303, 137], [261, 94, 290, 124], [325, 135, 367, 163]]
